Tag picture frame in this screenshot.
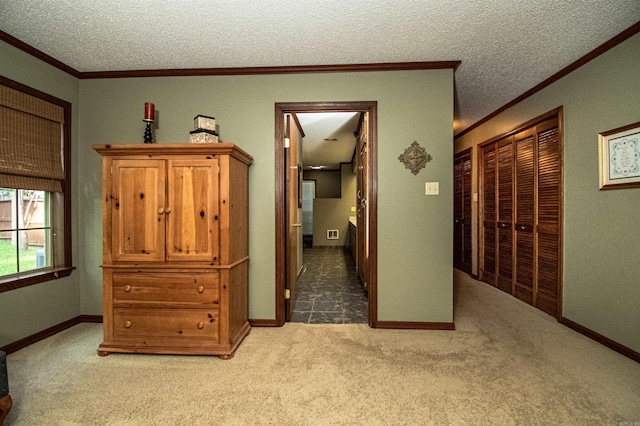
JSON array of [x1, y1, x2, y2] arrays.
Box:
[[598, 121, 640, 190]]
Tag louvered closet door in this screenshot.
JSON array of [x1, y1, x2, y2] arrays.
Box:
[[462, 154, 472, 273], [480, 144, 497, 285], [454, 157, 463, 268], [514, 129, 536, 304], [535, 118, 561, 316], [479, 112, 562, 318], [496, 140, 514, 294], [454, 150, 472, 274]]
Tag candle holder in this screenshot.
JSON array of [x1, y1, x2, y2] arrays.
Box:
[[143, 120, 154, 143], [143, 102, 155, 143]]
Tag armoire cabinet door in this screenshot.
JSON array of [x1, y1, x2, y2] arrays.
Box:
[[111, 159, 166, 262], [166, 159, 220, 262]]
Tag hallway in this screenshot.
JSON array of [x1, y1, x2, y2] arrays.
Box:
[[291, 247, 368, 324]]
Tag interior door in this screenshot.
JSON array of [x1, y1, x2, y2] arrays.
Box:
[[275, 101, 378, 326], [514, 129, 535, 304], [356, 112, 369, 292], [454, 150, 472, 274], [535, 117, 561, 317], [496, 139, 514, 294], [285, 114, 302, 321], [480, 144, 497, 285], [454, 158, 463, 268]]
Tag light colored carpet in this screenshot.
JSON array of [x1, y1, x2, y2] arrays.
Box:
[[4, 270, 640, 425]]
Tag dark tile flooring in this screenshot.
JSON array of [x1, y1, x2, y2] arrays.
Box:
[[291, 247, 369, 324]]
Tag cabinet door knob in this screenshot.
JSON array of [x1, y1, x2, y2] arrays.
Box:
[[165, 207, 171, 214], [197, 322, 204, 329], [124, 321, 132, 328], [158, 207, 165, 214], [197, 285, 205, 293], [124, 285, 131, 292]]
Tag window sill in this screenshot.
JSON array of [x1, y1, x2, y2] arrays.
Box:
[[0, 267, 76, 294]]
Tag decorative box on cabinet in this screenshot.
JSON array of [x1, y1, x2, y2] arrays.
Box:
[[93, 143, 253, 359]]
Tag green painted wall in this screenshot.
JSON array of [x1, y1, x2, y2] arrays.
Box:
[[0, 41, 81, 347], [78, 69, 454, 323], [455, 33, 640, 352], [0, 38, 453, 347]]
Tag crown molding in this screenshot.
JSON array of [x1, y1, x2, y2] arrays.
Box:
[[77, 61, 461, 79], [0, 30, 81, 78], [0, 30, 460, 79], [455, 19, 640, 139]]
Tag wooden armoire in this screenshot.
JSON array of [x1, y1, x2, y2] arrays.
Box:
[[478, 109, 562, 317], [93, 143, 252, 359]]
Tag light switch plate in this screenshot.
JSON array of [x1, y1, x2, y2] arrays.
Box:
[[425, 182, 439, 195]]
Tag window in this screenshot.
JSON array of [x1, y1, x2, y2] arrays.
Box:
[[0, 76, 73, 292]]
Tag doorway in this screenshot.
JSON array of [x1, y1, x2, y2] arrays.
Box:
[[275, 101, 378, 327]]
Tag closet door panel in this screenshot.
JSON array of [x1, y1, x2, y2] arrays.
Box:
[[536, 123, 561, 317], [496, 141, 514, 294], [514, 133, 535, 303], [454, 151, 473, 274], [454, 157, 463, 268], [462, 154, 472, 273], [480, 145, 497, 284]]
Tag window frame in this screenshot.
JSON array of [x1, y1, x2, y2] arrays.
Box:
[[0, 75, 74, 293]]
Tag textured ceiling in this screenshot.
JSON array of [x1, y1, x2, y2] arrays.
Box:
[[297, 112, 360, 170], [1, 0, 639, 135]]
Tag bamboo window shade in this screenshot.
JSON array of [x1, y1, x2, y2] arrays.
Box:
[[0, 83, 65, 192]]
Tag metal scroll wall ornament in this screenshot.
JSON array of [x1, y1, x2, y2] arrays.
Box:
[[398, 141, 432, 175]]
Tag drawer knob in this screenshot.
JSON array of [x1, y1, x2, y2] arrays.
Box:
[[124, 321, 132, 328], [124, 285, 131, 292], [158, 207, 165, 214], [197, 285, 205, 293], [197, 322, 204, 329], [165, 207, 171, 214]]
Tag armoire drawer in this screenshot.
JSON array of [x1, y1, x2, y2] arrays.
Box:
[[112, 272, 219, 307], [113, 308, 220, 342]]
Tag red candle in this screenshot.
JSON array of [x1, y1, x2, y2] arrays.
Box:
[[144, 102, 155, 121]]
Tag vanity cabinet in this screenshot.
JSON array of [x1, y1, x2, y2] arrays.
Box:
[[93, 143, 252, 359]]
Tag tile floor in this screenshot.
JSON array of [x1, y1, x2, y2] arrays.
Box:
[[291, 246, 369, 324]]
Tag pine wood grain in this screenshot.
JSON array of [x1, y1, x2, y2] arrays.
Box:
[[93, 143, 252, 358]]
